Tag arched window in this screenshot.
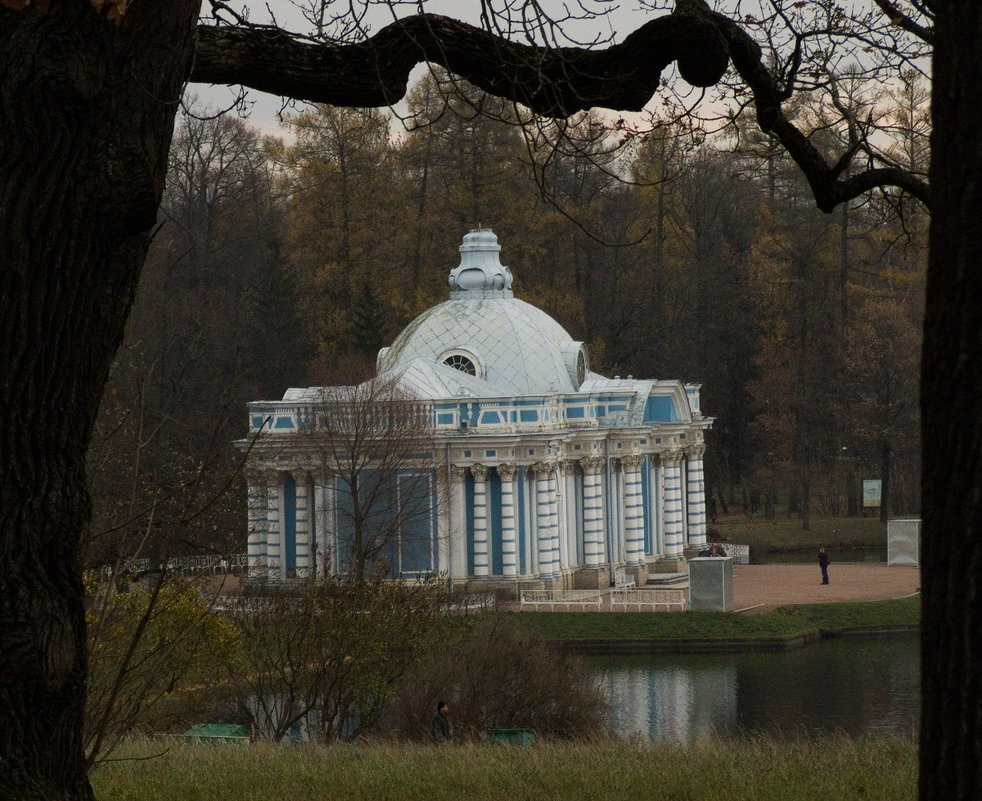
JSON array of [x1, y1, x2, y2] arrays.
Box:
[[443, 353, 477, 376]]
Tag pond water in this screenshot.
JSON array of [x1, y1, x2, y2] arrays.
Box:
[[590, 633, 919, 743]]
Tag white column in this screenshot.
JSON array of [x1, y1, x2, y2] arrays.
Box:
[[449, 466, 468, 581], [294, 472, 311, 578], [662, 449, 685, 560], [471, 463, 490, 579], [621, 455, 646, 566], [246, 470, 268, 580], [314, 473, 332, 579], [266, 472, 284, 582], [609, 460, 624, 564], [434, 466, 450, 578], [533, 462, 559, 579], [547, 465, 561, 577], [558, 459, 577, 570], [649, 456, 665, 556], [520, 467, 535, 574], [498, 463, 518, 580], [581, 457, 606, 568], [686, 443, 708, 548]]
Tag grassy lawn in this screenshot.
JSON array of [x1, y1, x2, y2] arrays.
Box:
[[713, 516, 887, 551], [91, 735, 916, 801], [510, 595, 920, 643]]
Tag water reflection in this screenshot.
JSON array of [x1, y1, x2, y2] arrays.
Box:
[[593, 634, 918, 743]]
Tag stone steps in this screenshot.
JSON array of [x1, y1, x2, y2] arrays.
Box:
[[646, 572, 688, 587]]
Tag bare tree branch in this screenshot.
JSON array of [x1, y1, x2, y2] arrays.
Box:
[[872, 0, 934, 42], [191, 8, 728, 116], [190, 2, 929, 215]]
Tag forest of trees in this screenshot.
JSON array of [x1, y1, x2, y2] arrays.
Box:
[[86, 67, 926, 568]]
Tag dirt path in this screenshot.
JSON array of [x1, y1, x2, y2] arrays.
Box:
[[732, 563, 920, 613]]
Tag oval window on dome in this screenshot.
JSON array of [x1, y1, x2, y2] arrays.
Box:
[[576, 348, 588, 386], [444, 353, 477, 376], [565, 341, 589, 389]]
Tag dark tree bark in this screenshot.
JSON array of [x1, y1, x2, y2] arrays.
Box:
[[0, 2, 200, 799], [920, 4, 982, 799]]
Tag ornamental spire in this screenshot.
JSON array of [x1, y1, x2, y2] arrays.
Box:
[[448, 228, 514, 298]]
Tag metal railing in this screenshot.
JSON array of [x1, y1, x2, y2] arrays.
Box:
[[100, 553, 248, 578], [519, 589, 605, 611], [610, 588, 688, 612]]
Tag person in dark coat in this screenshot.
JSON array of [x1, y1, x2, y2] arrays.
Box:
[[818, 547, 830, 585], [431, 700, 451, 742]]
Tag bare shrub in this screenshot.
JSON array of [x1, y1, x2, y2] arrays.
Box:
[[380, 614, 610, 741], [217, 576, 454, 742]]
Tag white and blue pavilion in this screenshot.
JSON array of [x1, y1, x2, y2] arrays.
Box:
[[240, 229, 713, 589]]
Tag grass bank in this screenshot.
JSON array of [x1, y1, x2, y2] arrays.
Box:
[[510, 595, 920, 649], [713, 516, 886, 551], [91, 735, 916, 801]]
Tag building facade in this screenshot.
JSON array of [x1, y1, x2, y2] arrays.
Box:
[[239, 229, 713, 590]]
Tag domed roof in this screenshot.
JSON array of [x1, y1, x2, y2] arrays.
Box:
[[377, 229, 588, 396]]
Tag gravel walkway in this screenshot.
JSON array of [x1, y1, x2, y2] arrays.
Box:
[[201, 563, 922, 615], [732, 563, 921, 613]]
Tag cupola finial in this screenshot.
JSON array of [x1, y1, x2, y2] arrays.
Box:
[[448, 228, 514, 297]]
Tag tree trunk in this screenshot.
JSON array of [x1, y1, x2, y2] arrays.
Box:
[[800, 470, 811, 531], [879, 441, 891, 524], [846, 466, 858, 517], [0, 3, 198, 799], [920, 5, 982, 799]]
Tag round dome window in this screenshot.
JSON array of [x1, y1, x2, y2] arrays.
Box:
[[440, 349, 481, 377]]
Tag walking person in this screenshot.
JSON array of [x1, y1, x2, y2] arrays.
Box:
[[431, 700, 451, 742], [818, 547, 830, 585]]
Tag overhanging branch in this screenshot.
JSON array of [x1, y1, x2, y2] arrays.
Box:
[[190, 2, 930, 212], [191, 10, 728, 117]]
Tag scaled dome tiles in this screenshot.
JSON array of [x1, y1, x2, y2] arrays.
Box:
[[377, 229, 587, 397]]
